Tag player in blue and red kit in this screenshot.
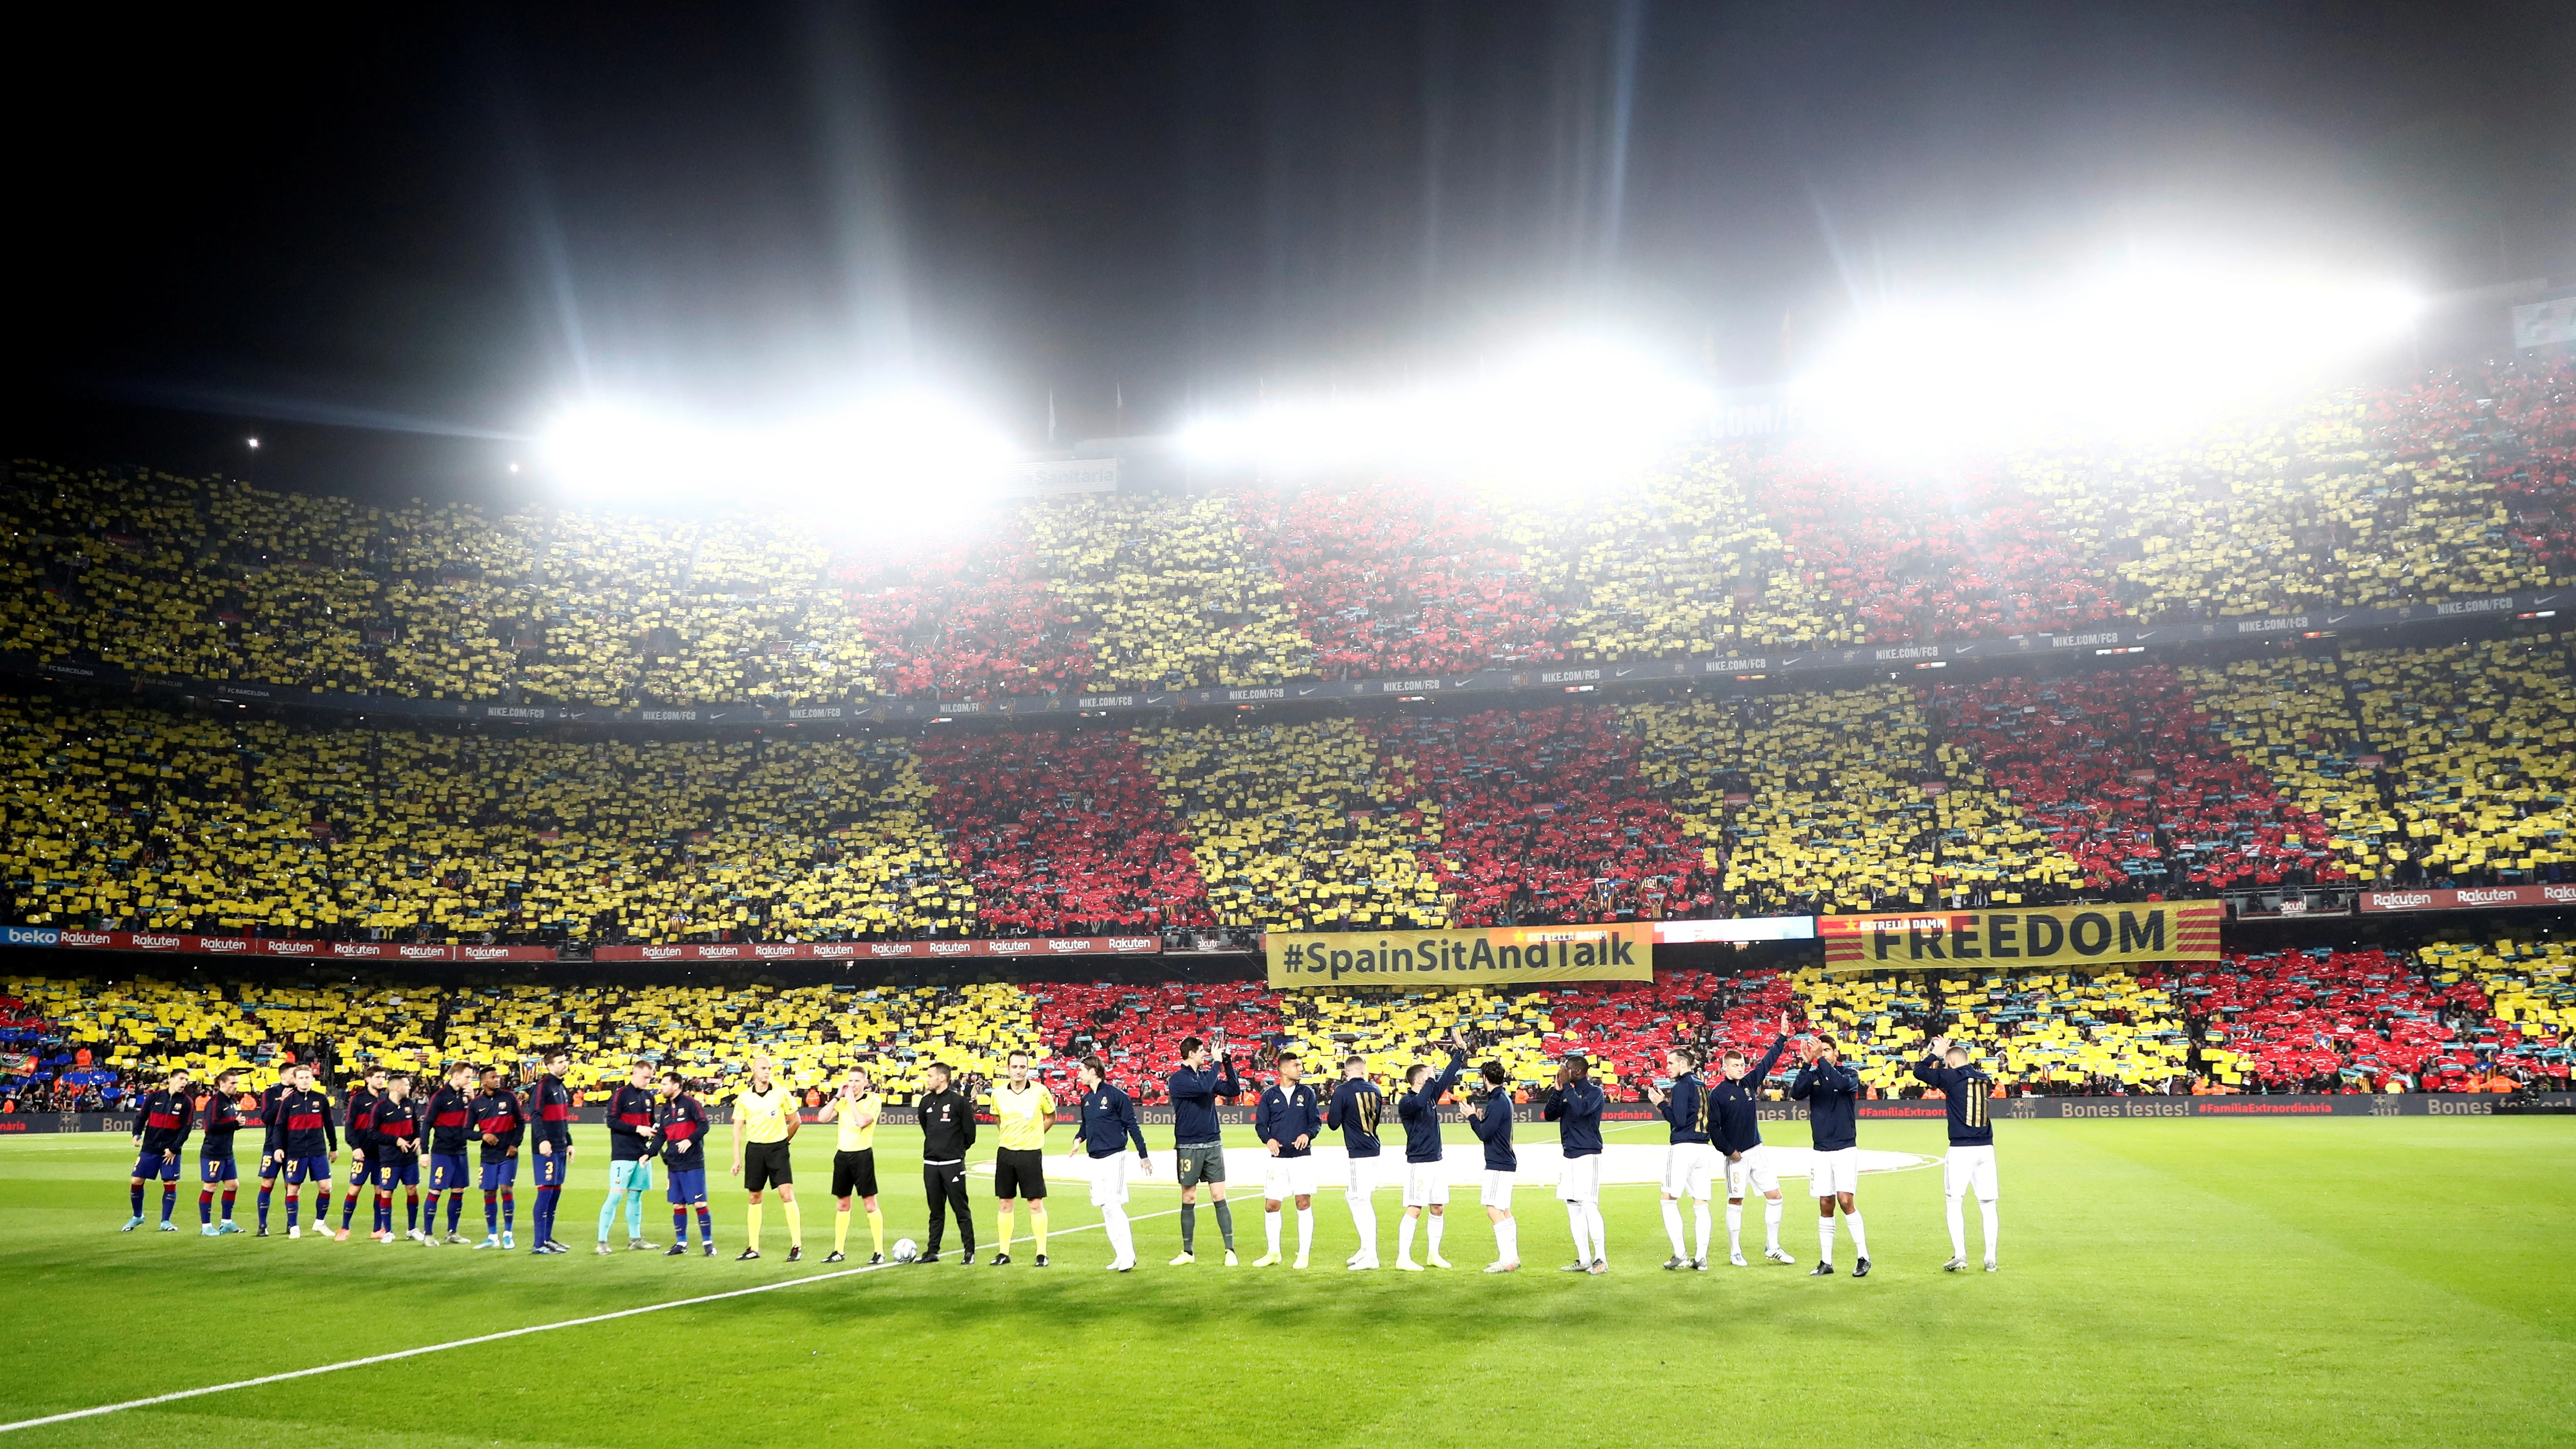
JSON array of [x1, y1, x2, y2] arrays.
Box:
[[419, 1063, 477, 1244], [469, 1066, 527, 1250], [124, 1067, 194, 1232], [252, 1066, 295, 1235], [197, 1068, 252, 1236], [652, 1070, 717, 1257], [526, 1050, 577, 1254], [334, 1067, 387, 1241], [370, 1074, 426, 1242], [267, 1063, 339, 1240]]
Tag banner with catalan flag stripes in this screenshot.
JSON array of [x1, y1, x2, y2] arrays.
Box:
[[1818, 902, 2223, 974]]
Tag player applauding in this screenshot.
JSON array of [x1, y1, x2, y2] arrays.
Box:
[[1916, 1037, 2000, 1273], [1712, 1016, 1796, 1267], [1327, 1054, 1386, 1270], [1465, 1060, 1519, 1273], [1790, 1035, 1869, 1278], [1393, 1027, 1469, 1271], [1543, 1054, 1608, 1274]]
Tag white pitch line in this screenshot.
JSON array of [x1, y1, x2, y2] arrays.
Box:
[[0, 1204, 1183, 1435]]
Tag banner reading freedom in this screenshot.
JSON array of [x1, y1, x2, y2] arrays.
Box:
[[1818, 901, 2221, 973], [1266, 924, 1653, 987]]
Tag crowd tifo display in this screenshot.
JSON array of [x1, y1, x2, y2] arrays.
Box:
[[6, 357, 2569, 706], [6, 944, 2564, 1111], [6, 622, 2570, 944]]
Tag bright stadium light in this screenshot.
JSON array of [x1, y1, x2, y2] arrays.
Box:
[[536, 388, 1015, 522], [1178, 334, 1711, 488], [1793, 253, 2423, 448]]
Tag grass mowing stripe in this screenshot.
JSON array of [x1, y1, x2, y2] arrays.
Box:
[[0, 1204, 1183, 1435]]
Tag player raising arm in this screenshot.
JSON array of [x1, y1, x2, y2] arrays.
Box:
[[1165, 1034, 1241, 1266], [1542, 1054, 1609, 1274], [730, 1055, 803, 1263], [1916, 1037, 2000, 1272], [1710, 1015, 1796, 1267], [124, 1067, 193, 1233], [653, 1071, 717, 1257], [1465, 1059, 1520, 1273], [1393, 1026, 1469, 1271], [817, 1067, 884, 1264], [1790, 1035, 1870, 1278], [1074, 1055, 1151, 1272], [1252, 1055, 1322, 1268]]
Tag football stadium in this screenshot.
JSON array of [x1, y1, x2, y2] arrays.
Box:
[[5, 6, 2573, 1447]]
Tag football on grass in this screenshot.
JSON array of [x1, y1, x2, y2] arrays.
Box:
[[891, 1238, 919, 1263]]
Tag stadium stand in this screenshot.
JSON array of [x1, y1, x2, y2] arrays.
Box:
[[1230, 482, 1561, 677], [838, 516, 1093, 701], [1024, 493, 1310, 690], [1920, 666, 2345, 892], [1628, 685, 2080, 916], [1803, 966, 2193, 1096], [1364, 704, 1713, 924], [2175, 948, 2509, 1091], [1742, 450, 2122, 643], [915, 729, 1213, 935], [1137, 716, 1451, 934], [6, 358, 2570, 705]]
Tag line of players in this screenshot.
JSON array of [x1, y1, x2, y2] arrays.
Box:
[[119, 1021, 2002, 1275]]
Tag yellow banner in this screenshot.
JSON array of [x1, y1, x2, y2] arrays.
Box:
[[1818, 901, 2221, 974], [1265, 924, 1653, 988]]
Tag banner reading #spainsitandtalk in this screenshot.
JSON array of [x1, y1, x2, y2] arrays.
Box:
[[1265, 923, 1653, 988]]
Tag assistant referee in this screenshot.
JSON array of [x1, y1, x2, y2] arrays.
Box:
[[729, 1055, 802, 1263]]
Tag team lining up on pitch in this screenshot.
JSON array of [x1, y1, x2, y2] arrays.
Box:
[[117, 1019, 2004, 1277]]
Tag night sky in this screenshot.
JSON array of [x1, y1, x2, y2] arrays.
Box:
[[10, 1, 2571, 503]]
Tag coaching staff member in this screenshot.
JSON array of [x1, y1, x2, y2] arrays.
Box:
[[916, 1061, 978, 1264]]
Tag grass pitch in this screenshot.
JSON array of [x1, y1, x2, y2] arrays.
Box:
[[1, 1117, 2568, 1447]]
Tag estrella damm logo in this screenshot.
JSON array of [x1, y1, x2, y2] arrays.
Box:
[[1265, 924, 1653, 987]]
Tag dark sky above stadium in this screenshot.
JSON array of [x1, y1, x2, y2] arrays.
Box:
[[11, 1, 2572, 497]]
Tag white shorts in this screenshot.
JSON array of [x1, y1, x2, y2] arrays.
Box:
[[1263, 1156, 1319, 1201], [1555, 1152, 1603, 1204], [1085, 1151, 1131, 1208], [1401, 1160, 1450, 1208], [1808, 1147, 1860, 1198], [1661, 1142, 1720, 1200], [1344, 1155, 1381, 1196], [1724, 1144, 1780, 1199], [1479, 1170, 1517, 1210], [1944, 1144, 1999, 1201]]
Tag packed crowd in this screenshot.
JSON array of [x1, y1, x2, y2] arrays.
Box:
[[11, 945, 2556, 1111], [9, 357, 2563, 707], [7, 627, 2568, 945], [1921, 666, 2346, 893]]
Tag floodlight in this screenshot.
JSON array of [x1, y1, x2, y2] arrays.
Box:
[[535, 388, 1014, 524], [1793, 252, 2422, 449], [1177, 334, 1710, 491]]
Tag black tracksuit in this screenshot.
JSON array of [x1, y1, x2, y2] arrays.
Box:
[[916, 1087, 977, 1253]]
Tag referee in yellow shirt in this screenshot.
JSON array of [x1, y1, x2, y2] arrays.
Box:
[[728, 1056, 802, 1263], [988, 1051, 1056, 1267], [817, 1067, 883, 1264]]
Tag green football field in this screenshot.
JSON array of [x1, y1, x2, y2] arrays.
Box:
[[1, 1117, 2568, 1447]]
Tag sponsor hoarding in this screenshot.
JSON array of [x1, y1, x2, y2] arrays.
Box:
[[2358, 884, 2576, 913], [588, 936, 1162, 963]]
